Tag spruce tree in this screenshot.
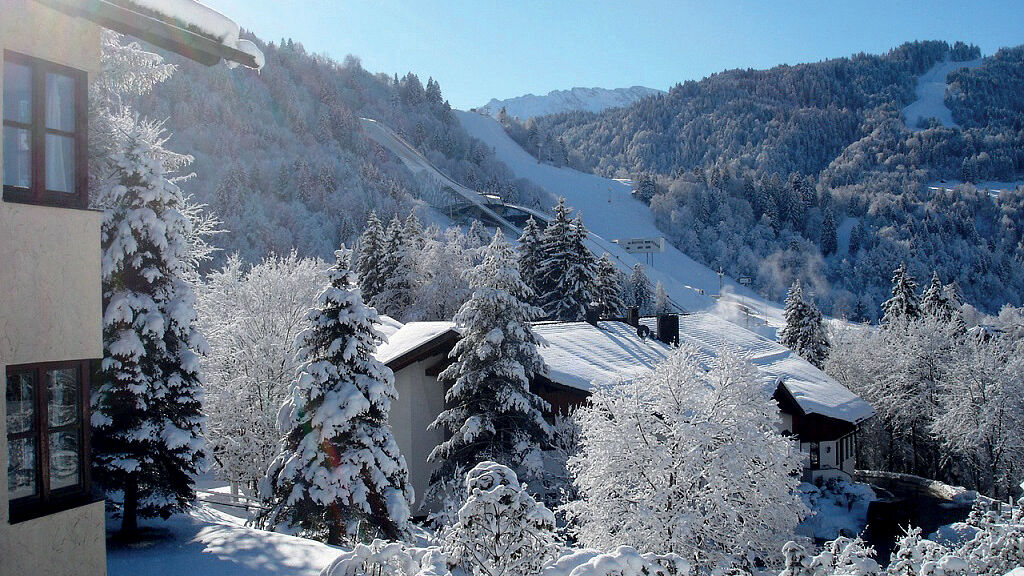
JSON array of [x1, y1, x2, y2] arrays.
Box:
[[921, 271, 955, 322], [628, 264, 654, 314], [372, 216, 417, 319], [257, 249, 412, 545], [516, 217, 546, 310], [536, 198, 573, 315], [356, 211, 386, 303], [820, 208, 838, 256], [91, 118, 207, 537], [594, 253, 626, 317], [778, 280, 830, 369], [428, 231, 550, 492], [881, 262, 921, 326], [544, 215, 597, 321]]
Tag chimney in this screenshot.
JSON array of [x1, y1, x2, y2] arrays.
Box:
[[625, 307, 640, 328], [584, 307, 600, 326], [656, 313, 679, 346]]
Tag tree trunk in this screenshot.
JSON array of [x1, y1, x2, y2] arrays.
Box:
[[121, 476, 139, 537]]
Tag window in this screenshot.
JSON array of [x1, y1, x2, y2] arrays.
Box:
[[3, 51, 87, 208], [6, 360, 91, 521]]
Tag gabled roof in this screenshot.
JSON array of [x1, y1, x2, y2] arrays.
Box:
[[38, 0, 264, 69], [377, 313, 875, 426]]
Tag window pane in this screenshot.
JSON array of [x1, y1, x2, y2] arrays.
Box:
[[3, 61, 32, 123], [45, 73, 75, 132], [6, 371, 35, 435], [47, 367, 80, 428], [3, 125, 31, 188], [8, 437, 37, 499], [45, 133, 74, 193], [49, 431, 80, 490]]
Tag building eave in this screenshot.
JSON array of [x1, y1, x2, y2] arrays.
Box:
[[36, 0, 260, 69]]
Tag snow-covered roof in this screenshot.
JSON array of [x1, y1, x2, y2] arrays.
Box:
[[670, 313, 875, 423], [376, 315, 404, 340], [376, 322, 457, 367], [532, 321, 674, 390], [379, 314, 874, 425]]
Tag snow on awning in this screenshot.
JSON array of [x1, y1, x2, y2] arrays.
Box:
[[39, 0, 265, 69]]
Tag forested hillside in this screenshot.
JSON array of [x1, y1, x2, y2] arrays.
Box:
[[129, 35, 546, 265], [520, 41, 1024, 316]]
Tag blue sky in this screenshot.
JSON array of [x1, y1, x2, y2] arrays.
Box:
[[206, 0, 1024, 110]]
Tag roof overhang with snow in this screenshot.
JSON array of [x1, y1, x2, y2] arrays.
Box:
[[377, 314, 876, 427], [37, 0, 264, 69]]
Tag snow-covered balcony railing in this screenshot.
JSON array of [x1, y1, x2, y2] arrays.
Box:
[[37, 0, 264, 69]]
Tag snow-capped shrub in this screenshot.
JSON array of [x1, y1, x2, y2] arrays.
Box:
[[444, 462, 560, 576], [537, 547, 688, 576], [319, 540, 448, 576]]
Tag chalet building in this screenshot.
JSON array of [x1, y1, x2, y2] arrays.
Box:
[[1, 2, 260, 574], [376, 312, 875, 511]]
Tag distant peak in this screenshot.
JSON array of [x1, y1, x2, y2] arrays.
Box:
[[477, 86, 663, 120]]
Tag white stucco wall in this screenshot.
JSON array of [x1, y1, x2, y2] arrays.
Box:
[[390, 357, 447, 513], [1, 2, 106, 575]]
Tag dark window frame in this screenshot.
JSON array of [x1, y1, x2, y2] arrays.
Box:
[[3, 50, 88, 209], [6, 360, 93, 523]]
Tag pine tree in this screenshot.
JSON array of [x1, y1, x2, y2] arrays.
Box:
[[654, 281, 670, 314], [428, 231, 550, 493], [404, 212, 424, 250], [543, 215, 597, 321], [628, 264, 654, 314], [536, 198, 572, 315], [372, 216, 417, 319], [516, 217, 546, 310], [921, 271, 955, 322], [594, 253, 626, 317], [356, 211, 386, 303], [778, 280, 830, 369], [820, 208, 838, 256], [91, 118, 207, 537], [881, 262, 921, 326], [256, 249, 412, 545]]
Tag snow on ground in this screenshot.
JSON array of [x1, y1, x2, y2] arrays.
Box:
[[797, 480, 876, 540], [456, 110, 786, 332], [902, 58, 983, 130], [927, 179, 1024, 198], [106, 504, 342, 576]]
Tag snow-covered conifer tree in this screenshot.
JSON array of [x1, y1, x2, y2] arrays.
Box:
[[516, 217, 546, 310], [91, 116, 208, 537], [654, 281, 670, 314], [628, 263, 654, 314], [256, 249, 412, 544], [594, 253, 626, 317], [881, 263, 921, 326], [543, 214, 597, 321], [536, 198, 573, 316], [779, 279, 830, 369], [413, 227, 473, 321], [356, 211, 386, 303], [428, 231, 550, 496], [921, 272, 955, 322], [372, 216, 418, 320], [566, 346, 806, 569], [820, 208, 838, 256], [444, 462, 559, 576]]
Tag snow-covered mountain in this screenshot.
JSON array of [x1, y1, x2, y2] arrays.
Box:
[[476, 86, 663, 120]]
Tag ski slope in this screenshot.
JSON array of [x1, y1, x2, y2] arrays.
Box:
[[903, 57, 983, 130], [456, 110, 786, 332]]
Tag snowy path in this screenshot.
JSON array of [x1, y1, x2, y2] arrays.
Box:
[[456, 110, 786, 330], [902, 57, 983, 130], [106, 504, 342, 576]]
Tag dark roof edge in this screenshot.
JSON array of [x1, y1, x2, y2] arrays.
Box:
[[38, 0, 260, 69]]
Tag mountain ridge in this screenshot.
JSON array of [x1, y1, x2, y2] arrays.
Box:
[[477, 85, 663, 120]]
